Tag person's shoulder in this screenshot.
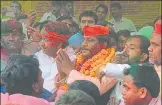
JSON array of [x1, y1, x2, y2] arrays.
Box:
[[123, 17, 134, 23], [1, 93, 54, 105], [34, 50, 43, 57]]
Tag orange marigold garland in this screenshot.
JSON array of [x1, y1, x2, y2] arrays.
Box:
[[75, 48, 115, 77], [55, 48, 115, 92]]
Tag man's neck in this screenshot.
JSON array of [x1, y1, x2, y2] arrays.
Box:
[[43, 50, 57, 59], [140, 95, 153, 105], [113, 15, 122, 22]]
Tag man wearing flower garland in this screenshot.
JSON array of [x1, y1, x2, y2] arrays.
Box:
[[55, 25, 117, 105]]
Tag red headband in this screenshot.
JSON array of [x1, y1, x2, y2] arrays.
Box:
[[154, 23, 161, 35], [42, 27, 69, 43], [84, 25, 110, 37]]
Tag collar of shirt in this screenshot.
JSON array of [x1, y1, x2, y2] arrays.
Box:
[[111, 16, 125, 23]]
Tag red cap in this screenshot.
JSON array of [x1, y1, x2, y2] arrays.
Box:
[[84, 25, 110, 37], [154, 23, 161, 35]]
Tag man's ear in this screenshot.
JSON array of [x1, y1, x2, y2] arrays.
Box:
[[139, 87, 147, 98], [140, 53, 148, 62], [32, 83, 39, 93]]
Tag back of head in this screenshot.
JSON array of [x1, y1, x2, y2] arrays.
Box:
[[69, 80, 100, 103], [1, 19, 23, 35], [56, 90, 96, 105], [111, 2, 122, 9], [124, 64, 160, 98], [32, 20, 51, 31], [117, 30, 130, 38], [79, 10, 98, 24], [44, 21, 70, 36], [2, 54, 40, 95]]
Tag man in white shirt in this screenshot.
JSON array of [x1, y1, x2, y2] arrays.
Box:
[[35, 21, 73, 93], [39, 1, 61, 22], [109, 2, 137, 33]]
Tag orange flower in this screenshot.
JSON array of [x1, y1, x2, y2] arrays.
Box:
[[76, 48, 115, 77], [57, 48, 115, 91]]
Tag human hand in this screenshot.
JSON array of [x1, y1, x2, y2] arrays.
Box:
[[56, 49, 75, 75], [27, 10, 37, 26]]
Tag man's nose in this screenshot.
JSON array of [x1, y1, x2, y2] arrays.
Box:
[[82, 41, 88, 47], [148, 45, 152, 52], [8, 34, 15, 41]]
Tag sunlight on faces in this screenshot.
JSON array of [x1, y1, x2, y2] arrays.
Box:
[[80, 17, 95, 32]]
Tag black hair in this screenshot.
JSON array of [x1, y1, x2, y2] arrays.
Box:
[[79, 11, 98, 24], [56, 90, 96, 105], [57, 15, 80, 34], [69, 80, 100, 104], [2, 54, 40, 95], [111, 2, 122, 9], [117, 30, 130, 38], [153, 15, 162, 26], [96, 4, 108, 14], [11, 1, 22, 10], [32, 20, 51, 31], [44, 21, 71, 48], [123, 64, 160, 98]]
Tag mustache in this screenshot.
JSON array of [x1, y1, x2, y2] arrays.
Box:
[[80, 47, 89, 51]]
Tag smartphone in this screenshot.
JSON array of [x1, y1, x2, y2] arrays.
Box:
[[6, 7, 16, 17]]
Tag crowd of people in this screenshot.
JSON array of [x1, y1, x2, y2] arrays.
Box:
[[1, 1, 161, 105]]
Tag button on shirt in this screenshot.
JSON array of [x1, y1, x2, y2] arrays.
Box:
[[109, 17, 137, 33]]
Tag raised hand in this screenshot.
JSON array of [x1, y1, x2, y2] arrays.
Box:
[[26, 10, 37, 26], [56, 49, 75, 75]]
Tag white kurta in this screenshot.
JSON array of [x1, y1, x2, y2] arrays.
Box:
[[35, 50, 57, 93], [34, 46, 75, 93]]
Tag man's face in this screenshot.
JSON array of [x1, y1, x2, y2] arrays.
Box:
[[80, 16, 95, 32], [118, 35, 129, 52], [96, 7, 107, 22], [51, 4, 61, 14], [61, 19, 73, 35], [111, 7, 121, 17], [124, 37, 142, 64], [1, 30, 22, 51], [11, 2, 21, 10], [81, 36, 105, 58], [65, 2, 73, 13], [148, 34, 161, 66], [39, 28, 61, 57], [122, 75, 143, 105]]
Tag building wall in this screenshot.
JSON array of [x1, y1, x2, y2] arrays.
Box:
[[1, 1, 161, 29]]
